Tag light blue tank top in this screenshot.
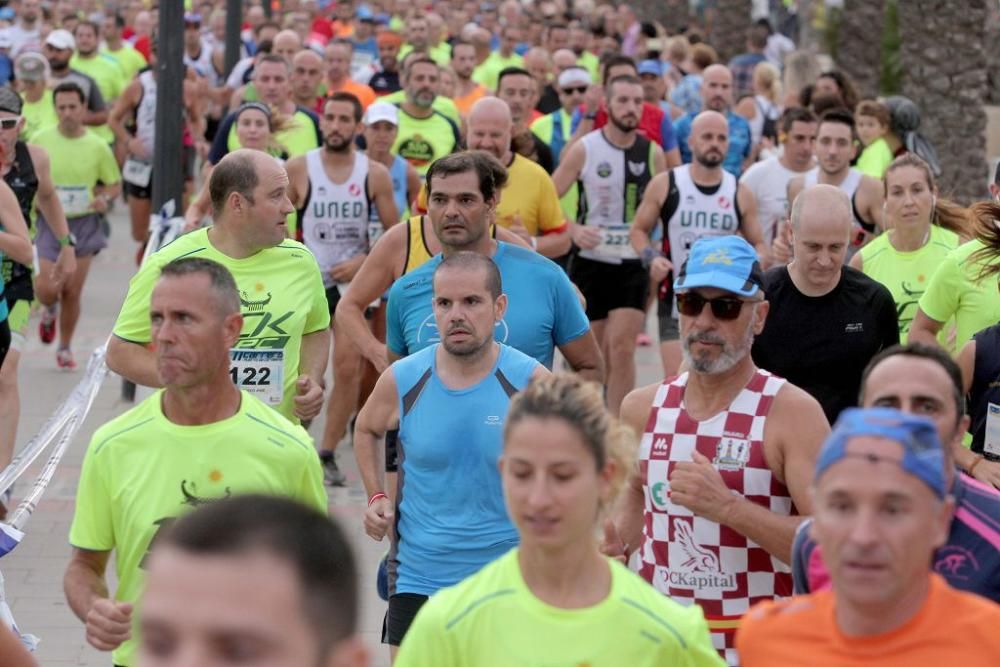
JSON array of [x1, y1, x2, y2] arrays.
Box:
[[389, 343, 538, 596]]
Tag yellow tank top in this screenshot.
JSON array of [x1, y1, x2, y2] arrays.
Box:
[[403, 215, 434, 275]]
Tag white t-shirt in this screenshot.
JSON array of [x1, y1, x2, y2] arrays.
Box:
[[2, 22, 41, 57], [739, 156, 808, 244]]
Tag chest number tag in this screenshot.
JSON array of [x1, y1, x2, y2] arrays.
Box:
[[123, 158, 153, 188], [597, 225, 638, 260], [229, 349, 284, 405]]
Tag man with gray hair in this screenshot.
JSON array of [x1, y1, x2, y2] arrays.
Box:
[[65, 257, 328, 667], [108, 149, 331, 427], [752, 184, 898, 424]]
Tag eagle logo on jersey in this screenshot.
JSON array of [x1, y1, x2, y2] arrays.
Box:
[[628, 160, 646, 176], [675, 520, 720, 572]]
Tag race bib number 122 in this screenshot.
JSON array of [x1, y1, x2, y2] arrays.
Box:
[[229, 349, 284, 405]]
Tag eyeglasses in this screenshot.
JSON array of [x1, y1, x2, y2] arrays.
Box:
[[676, 292, 751, 321], [561, 86, 587, 95], [0, 118, 19, 130]]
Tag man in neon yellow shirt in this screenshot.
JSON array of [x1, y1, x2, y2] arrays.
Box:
[[12, 52, 57, 140], [33, 81, 121, 371], [108, 150, 330, 425], [390, 57, 460, 175], [65, 257, 328, 667], [473, 24, 524, 92], [397, 15, 450, 66], [100, 12, 147, 82], [68, 21, 123, 144]]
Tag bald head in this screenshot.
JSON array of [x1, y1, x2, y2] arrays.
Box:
[[789, 184, 852, 290], [273, 30, 302, 63], [466, 97, 513, 161], [210, 149, 268, 217], [791, 184, 852, 236], [702, 64, 733, 112], [553, 48, 577, 72], [688, 111, 729, 169]]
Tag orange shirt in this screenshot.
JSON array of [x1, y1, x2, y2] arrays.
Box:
[[328, 78, 376, 111], [736, 574, 1000, 667], [452, 83, 487, 117]]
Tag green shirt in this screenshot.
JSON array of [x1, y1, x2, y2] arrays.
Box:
[[398, 42, 452, 66], [579, 51, 600, 81], [70, 53, 125, 142], [69, 389, 327, 667], [31, 126, 121, 218], [472, 51, 524, 91], [20, 89, 58, 142], [531, 109, 579, 220], [391, 106, 461, 175], [918, 238, 1000, 349], [101, 44, 148, 81], [381, 90, 461, 127], [859, 225, 959, 343], [395, 548, 724, 667], [856, 137, 894, 179], [112, 228, 330, 422]]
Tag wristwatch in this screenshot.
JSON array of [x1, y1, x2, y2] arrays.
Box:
[[58, 232, 77, 248], [640, 246, 662, 270]]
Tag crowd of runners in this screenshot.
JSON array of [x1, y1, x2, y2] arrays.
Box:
[[0, 0, 998, 665]]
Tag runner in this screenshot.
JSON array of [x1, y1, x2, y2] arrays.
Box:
[[13, 52, 57, 141], [850, 154, 969, 342], [184, 102, 292, 230], [285, 92, 399, 486], [737, 408, 1000, 665], [395, 373, 724, 667], [32, 81, 121, 371], [449, 40, 487, 117], [389, 151, 601, 376], [739, 107, 817, 246], [552, 74, 665, 412], [64, 258, 327, 667], [43, 29, 110, 142], [100, 13, 147, 83], [324, 38, 377, 111], [108, 149, 330, 425], [909, 202, 1000, 351], [783, 109, 883, 263], [363, 101, 420, 221], [69, 21, 126, 133], [631, 110, 767, 376], [752, 185, 898, 424], [356, 252, 547, 660], [390, 57, 461, 175], [496, 67, 554, 172], [605, 235, 828, 665], [0, 176, 30, 373], [673, 65, 752, 177], [793, 343, 1000, 600], [0, 85, 75, 510], [109, 44, 204, 250]]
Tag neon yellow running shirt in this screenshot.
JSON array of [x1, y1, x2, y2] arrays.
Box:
[[69, 389, 327, 667]]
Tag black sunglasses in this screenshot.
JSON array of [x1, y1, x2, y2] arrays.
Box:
[[0, 118, 19, 130], [561, 86, 587, 95], [676, 292, 750, 321]]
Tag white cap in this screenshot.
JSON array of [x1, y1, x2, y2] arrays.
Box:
[[364, 101, 398, 126], [45, 29, 76, 51], [557, 67, 592, 89]]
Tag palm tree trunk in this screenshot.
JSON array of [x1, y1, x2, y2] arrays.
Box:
[[835, 0, 885, 99], [900, 0, 989, 203]]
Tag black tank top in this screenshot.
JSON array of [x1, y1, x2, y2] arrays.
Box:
[[1, 141, 39, 304], [969, 323, 1000, 458]]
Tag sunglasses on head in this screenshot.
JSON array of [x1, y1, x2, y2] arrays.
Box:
[[676, 292, 751, 321], [562, 85, 587, 95], [0, 118, 19, 130]]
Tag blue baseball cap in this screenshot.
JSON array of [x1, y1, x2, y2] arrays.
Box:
[[356, 5, 375, 21], [638, 59, 663, 77], [816, 407, 947, 499], [673, 236, 764, 298]]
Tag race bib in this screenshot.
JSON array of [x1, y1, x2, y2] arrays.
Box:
[[56, 186, 91, 217], [596, 225, 638, 260], [122, 158, 153, 187], [229, 349, 284, 406], [984, 402, 1000, 458], [368, 220, 385, 249]]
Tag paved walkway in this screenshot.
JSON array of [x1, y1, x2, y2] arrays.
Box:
[[1, 206, 665, 666]]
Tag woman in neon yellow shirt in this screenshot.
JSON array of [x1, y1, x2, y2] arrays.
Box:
[[851, 154, 969, 344], [395, 373, 723, 667]]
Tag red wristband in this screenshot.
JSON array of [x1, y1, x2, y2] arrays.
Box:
[[368, 492, 388, 508]]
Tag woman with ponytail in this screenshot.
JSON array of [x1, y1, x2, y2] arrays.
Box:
[[850, 153, 969, 343], [909, 194, 1000, 351]]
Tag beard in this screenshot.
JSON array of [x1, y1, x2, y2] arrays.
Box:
[[441, 327, 492, 357], [694, 150, 724, 168], [609, 112, 638, 133], [681, 313, 756, 375], [324, 134, 352, 152]]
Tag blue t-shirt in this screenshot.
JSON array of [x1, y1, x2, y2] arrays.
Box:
[[391, 343, 538, 596], [792, 472, 1000, 603], [674, 110, 752, 177], [386, 242, 590, 368]]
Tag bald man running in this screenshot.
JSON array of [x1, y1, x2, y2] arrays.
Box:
[[631, 110, 767, 376], [674, 65, 753, 177]]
